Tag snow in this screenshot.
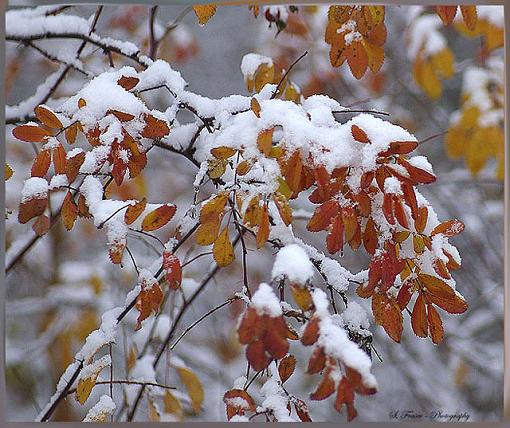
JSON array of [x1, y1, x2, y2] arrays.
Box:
[[6, 66, 67, 122], [83, 395, 116, 422], [259, 366, 296, 422], [407, 14, 446, 58], [136, 59, 187, 94], [80, 354, 111, 380], [240, 53, 273, 79], [21, 177, 48, 202], [271, 244, 314, 285], [341, 301, 370, 333], [250, 283, 282, 317], [384, 176, 402, 194], [49, 174, 68, 190]]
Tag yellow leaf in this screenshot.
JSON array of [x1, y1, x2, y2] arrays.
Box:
[[177, 367, 204, 414], [75, 376, 97, 405], [251, 97, 261, 117], [257, 128, 274, 156], [193, 5, 217, 26], [430, 48, 454, 79], [141, 205, 176, 231], [207, 157, 227, 179], [164, 390, 183, 420], [254, 63, 275, 93], [213, 227, 235, 267], [148, 398, 161, 422], [5, 163, 13, 180], [211, 146, 236, 160], [290, 283, 312, 311]]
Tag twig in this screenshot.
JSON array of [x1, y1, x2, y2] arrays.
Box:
[[271, 51, 308, 99], [170, 296, 240, 350]]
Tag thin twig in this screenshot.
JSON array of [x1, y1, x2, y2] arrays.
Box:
[[271, 51, 308, 99]]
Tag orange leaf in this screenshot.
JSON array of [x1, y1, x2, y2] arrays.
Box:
[[307, 199, 339, 232], [124, 198, 147, 225], [13, 125, 51, 143], [372, 292, 403, 342], [294, 399, 312, 422], [213, 227, 235, 267], [117, 75, 139, 90], [65, 151, 86, 183], [351, 124, 370, 143], [32, 214, 50, 236], [427, 303, 444, 344], [65, 122, 80, 145], [415, 206, 428, 234], [108, 109, 135, 122], [335, 377, 357, 421], [193, 4, 217, 25], [135, 280, 163, 330], [78, 98, 87, 108], [307, 346, 326, 374], [273, 193, 292, 226], [346, 41, 368, 80], [251, 97, 261, 117], [52, 143, 67, 175], [210, 146, 236, 159], [363, 217, 378, 255], [284, 151, 303, 193], [18, 196, 47, 224], [196, 218, 221, 246], [61, 191, 78, 231], [436, 6, 458, 25], [257, 128, 274, 156], [411, 293, 428, 338], [141, 114, 170, 139], [141, 204, 176, 231], [200, 193, 228, 223], [326, 214, 344, 254], [31, 149, 51, 178], [431, 219, 465, 237], [34, 105, 62, 129], [109, 238, 126, 264], [278, 354, 296, 383], [238, 307, 263, 344], [301, 316, 320, 346], [256, 204, 270, 249], [342, 207, 358, 242], [396, 281, 413, 310], [460, 6, 477, 31], [163, 249, 182, 289], [419, 274, 468, 314], [393, 197, 409, 229], [310, 370, 336, 400], [246, 339, 271, 371]]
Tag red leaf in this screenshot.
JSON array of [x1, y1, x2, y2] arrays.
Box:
[[351, 124, 370, 143], [163, 250, 182, 290]]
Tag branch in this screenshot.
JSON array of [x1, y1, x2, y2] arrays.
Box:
[[271, 51, 308, 100]]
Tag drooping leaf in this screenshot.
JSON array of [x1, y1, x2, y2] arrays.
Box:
[[213, 227, 235, 267], [372, 292, 403, 342], [411, 293, 428, 338], [31, 149, 51, 178], [193, 4, 217, 26], [61, 191, 78, 231], [177, 366, 204, 413], [34, 105, 63, 129]]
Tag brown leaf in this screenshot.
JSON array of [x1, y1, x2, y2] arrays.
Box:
[[213, 227, 235, 267], [351, 124, 370, 143], [211, 146, 236, 159], [12, 125, 51, 142], [326, 214, 344, 255], [78, 98, 87, 108], [396, 281, 413, 310], [135, 280, 163, 329], [294, 399, 312, 422], [278, 354, 296, 383], [436, 6, 458, 25], [238, 307, 263, 344], [246, 339, 271, 371], [34, 105, 63, 129], [141, 114, 170, 139], [32, 214, 50, 236], [117, 75, 139, 90], [141, 204, 176, 231], [31, 149, 51, 177], [19, 195, 47, 224], [460, 6, 477, 31], [307, 346, 326, 374], [307, 199, 339, 232], [65, 151, 85, 183], [124, 198, 147, 225], [310, 370, 335, 400], [108, 109, 135, 122], [61, 191, 78, 231], [301, 316, 320, 346], [334, 377, 357, 421]]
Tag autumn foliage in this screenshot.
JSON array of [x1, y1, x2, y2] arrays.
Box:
[[5, 2, 502, 423]]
